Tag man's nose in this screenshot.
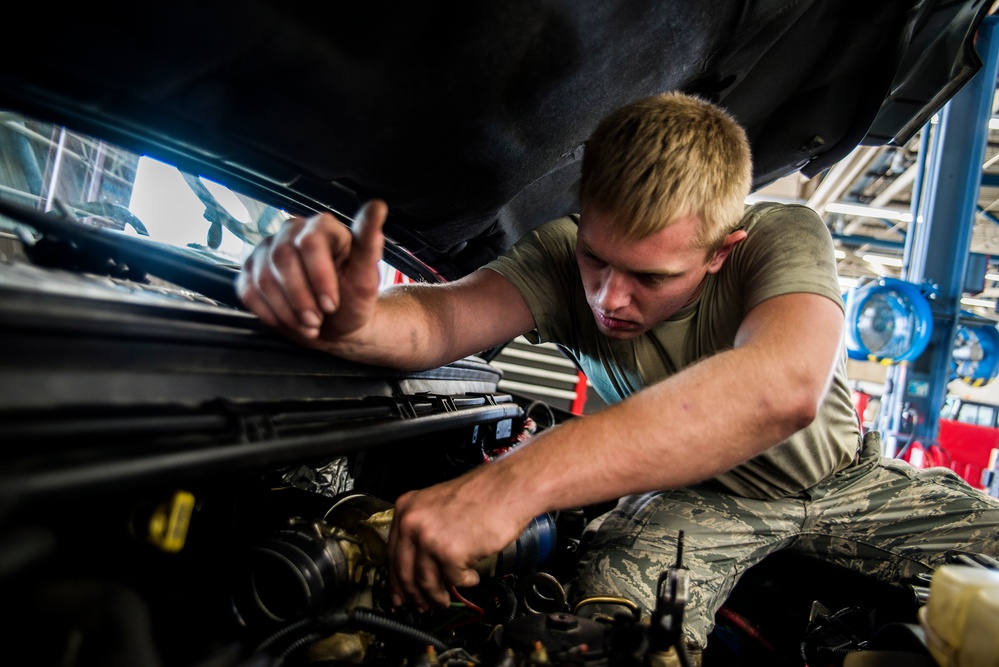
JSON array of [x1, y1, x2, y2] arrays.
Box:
[[596, 270, 631, 310]]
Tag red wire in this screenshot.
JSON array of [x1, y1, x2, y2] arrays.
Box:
[[716, 605, 776, 653], [446, 585, 485, 629]]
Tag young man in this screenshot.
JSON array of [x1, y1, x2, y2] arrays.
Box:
[[238, 92, 999, 657]]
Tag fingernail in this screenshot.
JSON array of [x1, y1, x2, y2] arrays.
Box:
[[300, 310, 322, 328], [300, 326, 319, 339], [319, 296, 336, 314]]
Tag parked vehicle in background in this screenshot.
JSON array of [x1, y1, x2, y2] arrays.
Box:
[[850, 388, 999, 494], [892, 395, 999, 492]]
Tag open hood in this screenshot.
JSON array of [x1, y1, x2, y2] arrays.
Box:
[[0, 0, 991, 280]]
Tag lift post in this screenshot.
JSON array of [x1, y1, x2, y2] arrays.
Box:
[[880, 15, 999, 452]]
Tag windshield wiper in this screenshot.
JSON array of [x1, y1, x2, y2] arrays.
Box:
[[0, 196, 242, 307]]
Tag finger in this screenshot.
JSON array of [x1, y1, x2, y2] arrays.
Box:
[[264, 234, 327, 336], [236, 265, 283, 330], [386, 516, 407, 608], [387, 508, 432, 610], [413, 552, 450, 610], [346, 200, 387, 279], [443, 562, 481, 591], [239, 220, 322, 336], [238, 242, 307, 334], [297, 212, 352, 315]]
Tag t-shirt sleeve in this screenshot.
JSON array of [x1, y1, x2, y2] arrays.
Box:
[[733, 203, 844, 314], [482, 216, 583, 345]]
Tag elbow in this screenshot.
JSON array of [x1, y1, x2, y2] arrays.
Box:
[[786, 396, 819, 433], [779, 382, 824, 434], [772, 382, 827, 437]]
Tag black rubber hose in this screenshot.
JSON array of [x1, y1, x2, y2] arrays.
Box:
[[492, 579, 518, 624], [350, 608, 450, 653], [254, 612, 349, 653], [253, 608, 447, 662]]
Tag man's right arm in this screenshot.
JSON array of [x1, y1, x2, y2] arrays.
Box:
[[237, 200, 535, 370]]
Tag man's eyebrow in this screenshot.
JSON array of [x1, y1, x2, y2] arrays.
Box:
[[634, 266, 684, 278], [578, 239, 684, 277]]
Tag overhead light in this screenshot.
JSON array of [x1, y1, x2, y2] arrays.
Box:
[[862, 254, 904, 268], [986, 273, 999, 282], [834, 249, 846, 259], [961, 297, 996, 308], [824, 202, 913, 223]]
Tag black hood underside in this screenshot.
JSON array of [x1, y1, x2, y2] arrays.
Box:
[[0, 0, 990, 279]]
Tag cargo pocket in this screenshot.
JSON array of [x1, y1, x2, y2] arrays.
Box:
[[586, 491, 670, 550]]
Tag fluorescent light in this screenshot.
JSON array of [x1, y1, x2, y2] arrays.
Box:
[[862, 254, 904, 268], [986, 273, 999, 282], [834, 249, 846, 259], [961, 297, 995, 308], [825, 202, 913, 223]]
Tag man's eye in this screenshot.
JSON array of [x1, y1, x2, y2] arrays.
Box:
[[639, 273, 670, 286], [581, 251, 605, 267]]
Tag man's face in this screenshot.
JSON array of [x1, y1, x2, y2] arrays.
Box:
[[575, 207, 731, 339]]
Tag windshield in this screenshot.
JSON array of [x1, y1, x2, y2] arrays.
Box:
[[0, 110, 417, 306], [0, 111, 287, 265]]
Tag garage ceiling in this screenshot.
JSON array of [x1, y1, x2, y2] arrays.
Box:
[[753, 86, 999, 321]]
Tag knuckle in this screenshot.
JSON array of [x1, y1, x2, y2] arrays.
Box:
[[315, 211, 343, 228], [297, 227, 338, 256], [254, 268, 279, 294], [396, 510, 423, 537], [302, 213, 333, 234], [414, 568, 437, 589], [273, 221, 301, 243], [269, 242, 297, 269]]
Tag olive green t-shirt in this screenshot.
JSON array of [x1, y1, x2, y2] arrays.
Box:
[[484, 202, 861, 499]]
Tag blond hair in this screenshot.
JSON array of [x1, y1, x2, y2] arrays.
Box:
[[580, 92, 752, 249]]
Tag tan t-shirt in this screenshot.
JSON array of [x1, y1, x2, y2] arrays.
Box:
[[485, 202, 861, 499]]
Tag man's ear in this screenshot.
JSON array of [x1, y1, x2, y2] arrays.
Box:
[[706, 229, 748, 274]]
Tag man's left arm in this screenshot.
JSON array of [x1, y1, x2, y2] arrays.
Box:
[[387, 290, 844, 609]]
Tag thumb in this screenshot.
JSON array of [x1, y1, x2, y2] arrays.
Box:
[[350, 199, 388, 266]]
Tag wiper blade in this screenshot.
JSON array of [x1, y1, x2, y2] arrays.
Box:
[[0, 196, 242, 308]]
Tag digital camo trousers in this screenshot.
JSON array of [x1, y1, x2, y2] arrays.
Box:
[[572, 431, 999, 649]]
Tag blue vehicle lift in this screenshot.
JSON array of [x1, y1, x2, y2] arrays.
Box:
[[879, 15, 999, 455]]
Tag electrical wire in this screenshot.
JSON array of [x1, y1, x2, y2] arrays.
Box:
[[715, 605, 776, 654], [443, 586, 485, 631]]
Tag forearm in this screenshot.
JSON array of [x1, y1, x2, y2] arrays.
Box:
[[313, 283, 459, 371], [466, 342, 830, 524], [311, 269, 536, 372]]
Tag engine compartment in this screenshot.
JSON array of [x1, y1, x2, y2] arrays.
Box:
[[0, 237, 974, 667], [0, 395, 615, 667]]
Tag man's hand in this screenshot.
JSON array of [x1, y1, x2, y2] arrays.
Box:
[[387, 471, 531, 611], [237, 200, 387, 344]]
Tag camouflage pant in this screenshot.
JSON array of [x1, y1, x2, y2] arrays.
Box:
[[573, 431, 999, 649]]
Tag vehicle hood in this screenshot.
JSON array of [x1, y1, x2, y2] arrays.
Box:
[[0, 0, 990, 279]]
